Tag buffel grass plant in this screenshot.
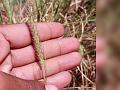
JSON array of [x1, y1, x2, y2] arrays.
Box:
[[26, 22, 47, 83], [0, 0, 96, 89]]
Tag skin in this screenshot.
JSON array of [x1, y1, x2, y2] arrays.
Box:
[[96, 37, 106, 68], [96, 37, 108, 83], [0, 22, 81, 90]]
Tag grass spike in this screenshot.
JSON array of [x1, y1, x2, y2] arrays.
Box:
[[26, 22, 47, 83]]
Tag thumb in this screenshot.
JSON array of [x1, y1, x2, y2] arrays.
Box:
[[0, 33, 10, 63], [0, 71, 58, 90], [46, 85, 58, 90], [0, 71, 45, 90]]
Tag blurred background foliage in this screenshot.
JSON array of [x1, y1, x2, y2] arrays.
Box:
[[97, 0, 120, 90]]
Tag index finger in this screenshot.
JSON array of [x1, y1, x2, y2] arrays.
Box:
[[0, 22, 64, 49]]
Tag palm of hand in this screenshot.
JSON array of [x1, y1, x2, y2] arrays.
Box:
[[0, 22, 80, 88]]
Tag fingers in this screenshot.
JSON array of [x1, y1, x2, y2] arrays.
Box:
[[46, 85, 58, 90], [96, 37, 105, 52], [0, 22, 64, 48], [0, 71, 61, 90], [96, 37, 106, 68], [11, 37, 79, 67], [10, 52, 81, 80], [0, 70, 71, 90], [46, 71, 72, 89], [0, 33, 10, 63], [0, 55, 12, 74], [96, 52, 107, 68], [45, 52, 80, 76]]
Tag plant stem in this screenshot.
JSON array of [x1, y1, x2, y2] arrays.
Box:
[[35, 0, 44, 22], [2, 0, 14, 23], [0, 11, 3, 24], [26, 23, 47, 83]]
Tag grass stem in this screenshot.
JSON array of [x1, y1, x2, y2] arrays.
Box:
[[26, 22, 47, 83], [2, 0, 14, 23]]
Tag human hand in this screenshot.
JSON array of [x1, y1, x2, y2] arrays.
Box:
[[96, 37, 106, 68], [0, 22, 81, 90], [96, 36, 109, 84]]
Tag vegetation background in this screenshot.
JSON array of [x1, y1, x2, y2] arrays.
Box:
[[0, 0, 96, 89]]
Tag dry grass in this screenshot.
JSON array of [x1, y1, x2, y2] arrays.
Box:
[[0, 0, 96, 89]]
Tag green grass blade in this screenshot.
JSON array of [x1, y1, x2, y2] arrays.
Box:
[[35, 0, 44, 21], [2, 0, 14, 23], [0, 11, 3, 24]]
